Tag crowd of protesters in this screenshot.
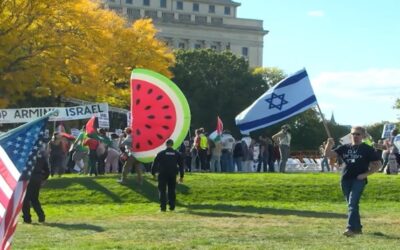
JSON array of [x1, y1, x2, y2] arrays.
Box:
[[179, 127, 286, 173], [40, 123, 399, 179], [42, 126, 146, 183]]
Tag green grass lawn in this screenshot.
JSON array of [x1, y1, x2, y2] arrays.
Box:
[[14, 173, 400, 249]]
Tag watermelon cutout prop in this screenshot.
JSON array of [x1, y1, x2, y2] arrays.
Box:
[[130, 69, 191, 163]]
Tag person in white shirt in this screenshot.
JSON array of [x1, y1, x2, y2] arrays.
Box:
[[220, 130, 235, 172], [272, 124, 291, 173]]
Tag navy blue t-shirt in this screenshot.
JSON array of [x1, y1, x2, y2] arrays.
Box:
[[334, 143, 380, 180]]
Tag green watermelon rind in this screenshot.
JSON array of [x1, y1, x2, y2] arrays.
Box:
[[131, 68, 191, 163]]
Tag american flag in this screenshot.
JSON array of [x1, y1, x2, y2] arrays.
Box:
[[0, 115, 50, 249]]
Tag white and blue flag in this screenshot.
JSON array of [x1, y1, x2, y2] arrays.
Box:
[[235, 69, 317, 133]]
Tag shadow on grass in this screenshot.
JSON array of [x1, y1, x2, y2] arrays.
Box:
[[45, 176, 122, 203], [120, 178, 159, 203], [120, 176, 191, 204], [44, 174, 191, 206], [43, 222, 105, 232], [370, 232, 400, 240], [185, 204, 346, 219], [188, 210, 255, 218]]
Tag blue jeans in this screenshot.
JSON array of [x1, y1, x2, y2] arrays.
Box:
[[279, 144, 290, 173], [321, 157, 330, 172], [221, 150, 233, 172], [341, 178, 367, 231], [234, 157, 243, 172]]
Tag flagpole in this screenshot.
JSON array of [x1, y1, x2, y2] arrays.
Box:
[[316, 104, 332, 138]]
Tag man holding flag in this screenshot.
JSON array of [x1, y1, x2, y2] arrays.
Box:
[[0, 111, 54, 249]]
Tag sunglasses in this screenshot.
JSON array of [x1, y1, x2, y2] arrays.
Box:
[[351, 132, 361, 136]]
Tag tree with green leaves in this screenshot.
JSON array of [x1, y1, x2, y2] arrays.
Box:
[[171, 49, 266, 136], [172, 49, 350, 150]]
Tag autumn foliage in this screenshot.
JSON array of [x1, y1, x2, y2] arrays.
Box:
[[0, 0, 174, 108]]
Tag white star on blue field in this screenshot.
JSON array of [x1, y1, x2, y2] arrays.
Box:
[[265, 93, 288, 110]]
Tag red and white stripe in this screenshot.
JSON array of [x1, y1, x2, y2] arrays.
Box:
[[0, 146, 26, 250]]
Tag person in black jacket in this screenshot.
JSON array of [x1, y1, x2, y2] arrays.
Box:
[[151, 139, 184, 212], [22, 150, 50, 223]]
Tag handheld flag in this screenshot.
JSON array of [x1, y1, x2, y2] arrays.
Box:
[[209, 116, 224, 142], [85, 116, 98, 135], [0, 112, 53, 249], [235, 69, 317, 133], [217, 116, 223, 136]]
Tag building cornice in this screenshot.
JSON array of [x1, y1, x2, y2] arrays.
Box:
[[154, 19, 268, 36], [183, 0, 241, 7]]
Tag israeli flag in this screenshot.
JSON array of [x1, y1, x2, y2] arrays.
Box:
[[236, 69, 318, 133]]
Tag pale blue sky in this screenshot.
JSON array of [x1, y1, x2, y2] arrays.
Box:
[[237, 0, 400, 126]]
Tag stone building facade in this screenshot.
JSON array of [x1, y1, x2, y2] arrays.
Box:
[[104, 0, 268, 67]]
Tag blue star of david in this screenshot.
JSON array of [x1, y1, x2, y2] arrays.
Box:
[[265, 93, 288, 110]]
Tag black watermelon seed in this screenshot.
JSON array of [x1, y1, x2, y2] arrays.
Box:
[[147, 115, 155, 119], [145, 124, 152, 129], [147, 140, 153, 146], [136, 129, 141, 136], [136, 84, 141, 90], [162, 105, 169, 109], [156, 134, 163, 140], [162, 125, 169, 130], [156, 95, 163, 100], [144, 105, 151, 110], [135, 99, 141, 105], [165, 115, 172, 119], [147, 88, 153, 94], [135, 143, 140, 149]]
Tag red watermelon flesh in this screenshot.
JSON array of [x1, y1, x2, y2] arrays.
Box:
[[131, 79, 177, 152]]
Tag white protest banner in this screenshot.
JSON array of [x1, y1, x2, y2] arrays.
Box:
[[98, 112, 110, 129], [70, 128, 81, 138], [381, 123, 396, 139], [0, 103, 109, 124]]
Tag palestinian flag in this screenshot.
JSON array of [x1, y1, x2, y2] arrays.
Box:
[[217, 116, 223, 135], [85, 116, 98, 138], [209, 116, 223, 142]]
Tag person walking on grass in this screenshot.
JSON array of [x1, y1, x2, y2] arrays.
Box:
[[118, 127, 143, 184], [324, 126, 381, 237], [151, 139, 184, 212], [22, 150, 50, 224]]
